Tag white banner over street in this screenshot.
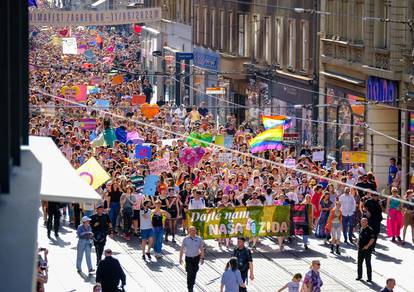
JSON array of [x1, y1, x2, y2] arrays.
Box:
[[29, 8, 162, 26]]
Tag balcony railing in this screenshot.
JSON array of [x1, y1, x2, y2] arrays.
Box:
[[321, 39, 364, 64]]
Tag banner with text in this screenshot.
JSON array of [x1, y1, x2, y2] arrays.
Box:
[[29, 8, 161, 27], [187, 205, 309, 239]]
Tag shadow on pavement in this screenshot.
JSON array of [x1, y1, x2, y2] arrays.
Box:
[[374, 251, 403, 264]]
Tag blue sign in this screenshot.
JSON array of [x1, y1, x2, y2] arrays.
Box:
[[135, 145, 152, 159], [94, 99, 109, 110], [367, 77, 397, 103], [193, 47, 220, 71], [143, 175, 159, 196], [176, 52, 194, 61]]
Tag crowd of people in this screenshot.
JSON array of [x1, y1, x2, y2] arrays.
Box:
[[30, 25, 412, 292]]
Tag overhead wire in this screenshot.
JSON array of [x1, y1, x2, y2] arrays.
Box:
[[29, 86, 414, 206]]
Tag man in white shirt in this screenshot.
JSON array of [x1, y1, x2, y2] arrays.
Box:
[[174, 105, 187, 120], [188, 191, 206, 210], [339, 187, 357, 244]]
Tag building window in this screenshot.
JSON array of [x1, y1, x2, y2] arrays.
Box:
[[301, 21, 309, 72], [275, 18, 283, 65], [203, 7, 208, 46], [355, 0, 364, 43], [238, 14, 245, 56], [211, 9, 216, 48], [288, 19, 296, 69], [340, 0, 348, 40], [253, 15, 260, 59], [229, 11, 233, 52], [374, 0, 390, 49], [196, 6, 200, 44], [219, 10, 225, 50], [326, 0, 334, 38], [264, 17, 271, 64]]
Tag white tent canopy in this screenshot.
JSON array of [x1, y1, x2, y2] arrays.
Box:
[[29, 136, 101, 204]]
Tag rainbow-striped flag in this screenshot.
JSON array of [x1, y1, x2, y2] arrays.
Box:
[[410, 113, 414, 132], [249, 127, 284, 153], [262, 115, 292, 130]]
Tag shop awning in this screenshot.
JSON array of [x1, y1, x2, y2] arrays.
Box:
[[29, 136, 101, 204]]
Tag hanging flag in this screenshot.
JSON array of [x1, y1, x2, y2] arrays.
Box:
[[62, 37, 78, 54], [135, 145, 152, 159], [76, 157, 110, 189], [262, 115, 292, 130]]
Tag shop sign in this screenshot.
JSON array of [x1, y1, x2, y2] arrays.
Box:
[[367, 77, 397, 103], [341, 151, 367, 164], [193, 47, 220, 71], [206, 87, 225, 95], [283, 133, 299, 142], [176, 52, 194, 61]]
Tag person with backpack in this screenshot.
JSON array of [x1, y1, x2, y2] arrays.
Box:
[[220, 257, 246, 292], [90, 205, 113, 266], [232, 237, 254, 292]]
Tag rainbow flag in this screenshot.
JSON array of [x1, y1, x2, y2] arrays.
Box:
[[262, 115, 292, 130], [410, 113, 414, 132], [249, 127, 284, 153]]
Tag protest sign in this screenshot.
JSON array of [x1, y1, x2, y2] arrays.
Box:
[[284, 158, 296, 168], [131, 95, 146, 105], [224, 135, 233, 148], [187, 205, 292, 239], [135, 145, 152, 160], [312, 151, 325, 162], [148, 158, 171, 175], [214, 135, 224, 146], [94, 99, 110, 110], [62, 37, 77, 54], [61, 85, 87, 101], [161, 139, 178, 147], [218, 153, 233, 164], [111, 74, 124, 85], [142, 175, 159, 196]]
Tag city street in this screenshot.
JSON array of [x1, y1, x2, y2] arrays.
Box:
[[39, 218, 413, 292]]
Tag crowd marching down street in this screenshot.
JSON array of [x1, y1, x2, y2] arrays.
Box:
[[30, 24, 413, 292]]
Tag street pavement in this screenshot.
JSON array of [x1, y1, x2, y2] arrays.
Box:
[[38, 218, 413, 292]]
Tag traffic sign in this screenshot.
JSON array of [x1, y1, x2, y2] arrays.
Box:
[[176, 52, 194, 61]]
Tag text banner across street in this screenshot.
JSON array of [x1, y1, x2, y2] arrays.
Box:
[[187, 205, 312, 239], [29, 8, 162, 26]]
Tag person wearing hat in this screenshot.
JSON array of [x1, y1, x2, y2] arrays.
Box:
[[96, 249, 126, 292], [76, 216, 94, 274], [90, 204, 113, 266], [232, 237, 254, 291]]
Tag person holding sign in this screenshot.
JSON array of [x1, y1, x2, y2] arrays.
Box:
[[179, 226, 205, 292], [151, 200, 170, 258]]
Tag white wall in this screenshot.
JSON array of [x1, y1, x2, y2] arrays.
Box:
[[366, 105, 399, 191]]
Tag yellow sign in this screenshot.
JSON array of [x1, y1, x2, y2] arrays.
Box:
[[77, 157, 110, 189], [341, 151, 367, 164]]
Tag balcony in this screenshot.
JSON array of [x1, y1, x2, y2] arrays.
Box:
[[374, 48, 390, 71], [321, 38, 364, 64]]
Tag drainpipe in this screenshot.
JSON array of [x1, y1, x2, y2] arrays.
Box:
[[311, 0, 319, 146]]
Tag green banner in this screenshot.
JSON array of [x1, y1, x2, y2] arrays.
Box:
[[187, 206, 291, 239]]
